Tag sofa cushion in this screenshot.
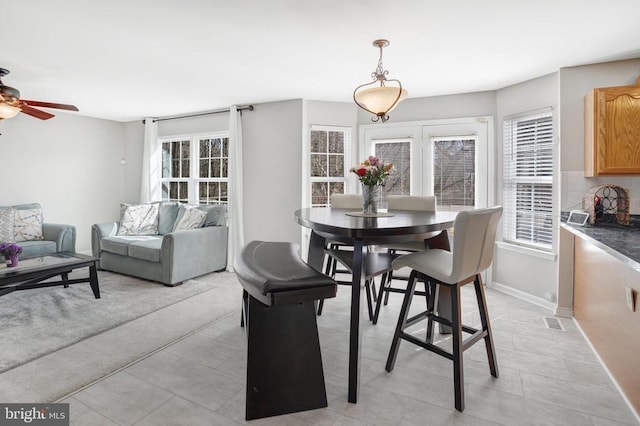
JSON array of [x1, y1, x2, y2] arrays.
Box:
[[13, 208, 44, 242], [117, 203, 159, 236], [128, 238, 163, 262], [173, 206, 207, 231], [101, 235, 163, 261], [0, 208, 15, 243], [157, 202, 180, 235], [101, 236, 135, 256]]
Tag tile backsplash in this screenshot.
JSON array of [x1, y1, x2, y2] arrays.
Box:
[[562, 171, 640, 214]]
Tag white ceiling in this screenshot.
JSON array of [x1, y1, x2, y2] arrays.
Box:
[[4, 0, 640, 122]]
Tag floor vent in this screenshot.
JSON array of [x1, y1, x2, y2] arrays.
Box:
[[543, 316, 565, 331]]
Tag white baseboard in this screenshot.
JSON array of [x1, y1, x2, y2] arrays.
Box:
[[489, 281, 555, 312], [554, 306, 573, 318]]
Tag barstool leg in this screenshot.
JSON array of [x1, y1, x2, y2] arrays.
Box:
[[474, 274, 499, 377], [451, 283, 465, 412], [365, 279, 374, 321], [385, 270, 419, 372], [425, 281, 438, 344]]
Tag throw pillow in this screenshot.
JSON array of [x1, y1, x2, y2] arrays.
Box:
[[157, 201, 180, 235], [173, 206, 208, 232], [117, 203, 159, 236], [0, 208, 15, 243], [13, 208, 44, 242]]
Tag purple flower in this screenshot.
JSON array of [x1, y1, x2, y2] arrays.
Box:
[[0, 243, 23, 256]]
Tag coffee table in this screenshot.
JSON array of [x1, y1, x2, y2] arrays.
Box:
[[0, 252, 100, 298]]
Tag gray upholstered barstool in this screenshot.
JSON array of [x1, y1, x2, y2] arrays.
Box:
[[385, 206, 503, 412], [373, 195, 443, 324], [318, 193, 396, 320]]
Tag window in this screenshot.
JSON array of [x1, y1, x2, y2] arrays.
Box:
[[161, 134, 229, 204], [433, 137, 475, 210], [374, 140, 411, 196], [503, 111, 553, 249], [310, 126, 350, 207]]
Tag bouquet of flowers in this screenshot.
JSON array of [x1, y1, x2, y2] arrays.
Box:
[[350, 155, 393, 186], [0, 243, 23, 257]]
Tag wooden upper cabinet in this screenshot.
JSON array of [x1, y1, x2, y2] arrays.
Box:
[[584, 77, 640, 176]]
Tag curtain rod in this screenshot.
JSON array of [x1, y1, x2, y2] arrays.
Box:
[[142, 105, 254, 124]]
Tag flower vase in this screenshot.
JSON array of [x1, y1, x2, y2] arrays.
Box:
[[6, 254, 19, 268], [362, 184, 379, 214]]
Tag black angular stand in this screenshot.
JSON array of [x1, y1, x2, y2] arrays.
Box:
[[245, 296, 328, 420]]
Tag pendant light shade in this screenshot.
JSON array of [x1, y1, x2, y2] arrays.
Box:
[[353, 39, 407, 123]]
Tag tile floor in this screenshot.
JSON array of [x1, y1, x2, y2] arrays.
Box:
[[60, 277, 638, 425]]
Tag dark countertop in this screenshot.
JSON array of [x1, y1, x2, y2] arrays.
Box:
[[561, 213, 640, 271]]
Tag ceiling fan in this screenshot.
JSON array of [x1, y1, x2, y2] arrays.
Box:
[[0, 68, 78, 120]]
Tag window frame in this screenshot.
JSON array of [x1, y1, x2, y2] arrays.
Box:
[[159, 132, 230, 205], [309, 125, 352, 207], [503, 109, 554, 251]]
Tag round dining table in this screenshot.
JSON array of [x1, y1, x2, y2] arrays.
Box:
[[294, 207, 457, 403]]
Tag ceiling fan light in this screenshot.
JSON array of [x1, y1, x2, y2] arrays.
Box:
[[354, 86, 408, 115], [0, 103, 20, 119]]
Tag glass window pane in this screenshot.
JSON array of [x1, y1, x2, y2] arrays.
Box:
[[222, 158, 228, 178], [310, 131, 327, 153], [212, 159, 221, 177], [220, 182, 228, 203], [171, 159, 180, 178], [222, 138, 229, 158], [181, 159, 190, 178], [199, 159, 209, 178], [311, 154, 327, 177], [328, 131, 344, 153], [199, 140, 209, 158], [311, 182, 328, 206], [162, 144, 172, 178], [328, 155, 344, 177], [209, 182, 219, 199], [434, 139, 475, 207], [329, 182, 344, 197], [375, 141, 410, 196], [179, 182, 188, 202], [211, 139, 222, 157]]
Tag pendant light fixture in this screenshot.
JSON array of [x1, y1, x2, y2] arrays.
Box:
[[353, 39, 407, 123]]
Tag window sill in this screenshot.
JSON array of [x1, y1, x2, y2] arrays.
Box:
[[495, 241, 557, 261]]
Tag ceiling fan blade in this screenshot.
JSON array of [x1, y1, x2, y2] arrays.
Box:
[[20, 105, 55, 120], [21, 100, 78, 111]]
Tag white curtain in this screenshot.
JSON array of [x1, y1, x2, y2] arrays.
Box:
[[227, 106, 245, 271], [140, 118, 160, 202]]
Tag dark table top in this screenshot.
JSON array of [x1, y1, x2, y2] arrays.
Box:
[[294, 207, 457, 244]]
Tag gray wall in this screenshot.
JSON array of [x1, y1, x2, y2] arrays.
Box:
[[493, 73, 560, 306], [241, 99, 303, 243], [0, 112, 126, 253], [359, 91, 497, 124]]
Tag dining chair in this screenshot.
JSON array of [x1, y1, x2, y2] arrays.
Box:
[[318, 193, 398, 321], [372, 195, 444, 324], [321, 194, 362, 279], [385, 206, 503, 412]]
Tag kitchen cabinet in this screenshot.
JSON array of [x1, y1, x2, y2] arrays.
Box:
[[584, 77, 640, 176], [570, 230, 640, 414]]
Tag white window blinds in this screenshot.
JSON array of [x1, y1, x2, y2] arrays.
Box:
[[503, 111, 553, 249]]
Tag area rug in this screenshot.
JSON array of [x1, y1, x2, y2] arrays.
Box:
[[0, 269, 233, 373]]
